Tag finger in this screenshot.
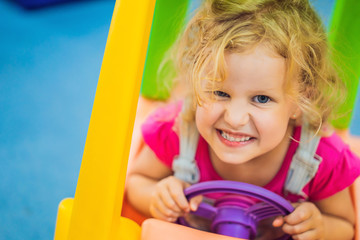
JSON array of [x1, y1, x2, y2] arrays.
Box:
[[284, 203, 313, 225], [282, 218, 315, 235], [272, 216, 285, 227], [153, 194, 180, 218], [189, 195, 203, 211], [291, 202, 301, 208], [157, 187, 182, 212], [150, 205, 178, 222], [167, 181, 190, 212], [291, 228, 319, 240]]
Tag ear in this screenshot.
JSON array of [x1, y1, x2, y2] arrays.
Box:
[[290, 107, 302, 120]]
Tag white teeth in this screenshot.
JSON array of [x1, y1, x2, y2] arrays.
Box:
[[220, 131, 251, 142]]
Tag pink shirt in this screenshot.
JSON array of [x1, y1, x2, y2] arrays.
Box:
[[142, 101, 360, 202]]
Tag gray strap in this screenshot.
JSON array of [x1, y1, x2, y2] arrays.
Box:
[[285, 124, 322, 196], [172, 105, 200, 184]]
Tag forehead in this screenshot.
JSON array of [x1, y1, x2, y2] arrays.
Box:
[[223, 45, 287, 88]]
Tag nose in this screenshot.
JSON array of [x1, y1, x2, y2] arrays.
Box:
[[224, 101, 250, 129]]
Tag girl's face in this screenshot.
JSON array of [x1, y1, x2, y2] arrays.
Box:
[[195, 45, 299, 165]]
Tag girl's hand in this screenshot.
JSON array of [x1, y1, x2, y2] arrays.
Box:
[[273, 202, 324, 240], [149, 176, 202, 222]]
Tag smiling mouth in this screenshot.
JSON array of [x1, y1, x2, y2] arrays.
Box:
[[219, 130, 255, 143]]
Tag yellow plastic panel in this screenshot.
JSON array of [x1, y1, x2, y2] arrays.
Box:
[[54, 198, 74, 240], [63, 0, 156, 239], [111, 216, 141, 240]]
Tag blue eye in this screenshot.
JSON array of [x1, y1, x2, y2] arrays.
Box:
[[214, 91, 230, 98], [254, 95, 270, 103]]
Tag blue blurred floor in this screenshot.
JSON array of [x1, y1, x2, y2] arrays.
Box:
[[0, 0, 114, 239], [0, 0, 359, 240]]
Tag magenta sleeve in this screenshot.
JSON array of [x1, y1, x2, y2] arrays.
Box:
[[141, 102, 182, 169], [308, 146, 360, 201]]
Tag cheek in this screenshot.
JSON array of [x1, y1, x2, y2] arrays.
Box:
[[195, 107, 209, 140], [195, 104, 222, 131], [253, 109, 292, 138], [195, 106, 210, 130], [195, 108, 204, 127]]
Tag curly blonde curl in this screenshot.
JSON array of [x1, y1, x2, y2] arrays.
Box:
[[171, 0, 345, 134]]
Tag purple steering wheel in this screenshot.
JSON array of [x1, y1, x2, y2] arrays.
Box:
[[178, 180, 294, 240]]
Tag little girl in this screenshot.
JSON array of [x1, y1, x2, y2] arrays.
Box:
[[127, 0, 360, 239]]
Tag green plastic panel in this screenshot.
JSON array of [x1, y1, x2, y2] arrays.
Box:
[[329, 0, 360, 129], [141, 0, 190, 100]]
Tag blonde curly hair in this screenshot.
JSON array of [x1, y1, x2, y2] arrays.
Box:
[[173, 0, 345, 133]]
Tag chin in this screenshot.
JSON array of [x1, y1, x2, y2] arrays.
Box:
[[216, 152, 253, 165]]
